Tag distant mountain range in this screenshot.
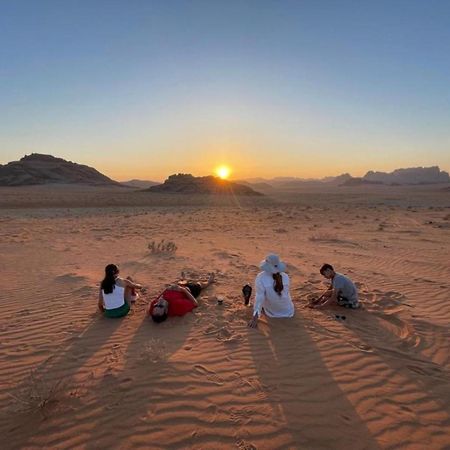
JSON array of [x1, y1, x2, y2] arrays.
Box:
[[0, 154, 448, 190], [0, 153, 120, 186], [145, 173, 262, 195], [360, 166, 449, 185], [120, 179, 160, 189], [241, 167, 450, 189]]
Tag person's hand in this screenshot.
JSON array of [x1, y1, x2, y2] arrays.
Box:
[[98, 303, 105, 313], [248, 315, 258, 328]]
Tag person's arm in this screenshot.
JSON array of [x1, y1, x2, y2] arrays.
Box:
[[316, 288, 338, 307], [248, 276, 265, 328], [147, 299, 156, 316], [98, 288, 105, 312], [121, 278, 142, 290]]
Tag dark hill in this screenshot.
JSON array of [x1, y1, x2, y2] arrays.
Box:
[[121, 179, 160, 189], [0, 153, 120, 186], [145, 173, 263, 195], [363, 166, 449, 185]]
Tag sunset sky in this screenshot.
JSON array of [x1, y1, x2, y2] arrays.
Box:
[[1, 0, 449, 181]]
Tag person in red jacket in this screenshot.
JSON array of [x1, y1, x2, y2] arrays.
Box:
[[149, 273, 214, 323]]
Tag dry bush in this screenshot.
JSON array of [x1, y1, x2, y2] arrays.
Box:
[[309, 233, 358, 246], [148, 239, 177, 255], [309, 233, 341, 242], [7, 369, 66, 418]]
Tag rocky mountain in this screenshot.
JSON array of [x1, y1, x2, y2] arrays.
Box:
[[0, 154, 120, 186], [362, 166, 449, 185], [121, 179, 160, 189], [145, 173, 263, 195], [242, 168, 449, 187]]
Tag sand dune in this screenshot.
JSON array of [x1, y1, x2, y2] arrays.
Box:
[[0, 186, 449, 449]]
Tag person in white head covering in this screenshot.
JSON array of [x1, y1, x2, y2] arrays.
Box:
[[248, 254, 295, 328]]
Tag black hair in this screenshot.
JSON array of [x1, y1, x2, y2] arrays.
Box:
[[320, 263, 334, 275], [101, 264, 119, 294], [151, 312, 168, 323], [273, 272, 284, 296]]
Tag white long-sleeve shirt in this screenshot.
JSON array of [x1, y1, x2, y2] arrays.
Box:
[[253, 271, 295, 318]]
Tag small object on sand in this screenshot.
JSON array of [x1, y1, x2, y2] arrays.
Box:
[[217, 296, 224, 305], [242, 284, 252, 305], [335, 315, 346, 320]]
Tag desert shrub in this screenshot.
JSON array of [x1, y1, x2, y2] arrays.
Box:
[[148, 239, 177, 255], [309, 233, 340, 242], [7, 370, 65, 417]]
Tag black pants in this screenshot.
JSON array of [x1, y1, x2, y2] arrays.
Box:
[[185, 282, 202, 298]]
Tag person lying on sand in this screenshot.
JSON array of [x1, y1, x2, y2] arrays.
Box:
[[149, 273, 215, 323], [248, 254, 295, 328], [311, 263, 359, 309], [98, 264, 142, 318]]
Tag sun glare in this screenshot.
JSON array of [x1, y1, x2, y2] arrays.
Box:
[[216, 165, 231, 180]]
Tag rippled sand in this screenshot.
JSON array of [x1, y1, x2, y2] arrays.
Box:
[[1, 185, 449, 449]]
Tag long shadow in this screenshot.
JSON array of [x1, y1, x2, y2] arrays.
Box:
[[80, 294, 200, 449], [309, 305, 450, 448], [2, 313, 124, 449], [336, 309, 450, 413], [246, 311, 381, 449]]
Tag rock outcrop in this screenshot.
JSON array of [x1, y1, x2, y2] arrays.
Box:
[[363, 166, 449, 185], [145, 173, 263, 195], [0, 154, 120, 186]]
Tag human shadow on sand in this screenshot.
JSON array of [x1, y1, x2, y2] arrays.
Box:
[[2, 311, 125, 449], [308, 300, 450, 449], [80, 291, 210, 449], [246, 311, 381, 450]]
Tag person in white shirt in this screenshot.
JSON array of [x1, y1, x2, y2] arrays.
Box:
[[248, 254, 295, 328], [98, 264, 142, 318]]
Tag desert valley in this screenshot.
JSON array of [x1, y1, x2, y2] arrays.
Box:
[[0, 154, 449, 449]]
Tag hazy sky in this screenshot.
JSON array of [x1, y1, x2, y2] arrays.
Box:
[[1, 0, 449, 181]]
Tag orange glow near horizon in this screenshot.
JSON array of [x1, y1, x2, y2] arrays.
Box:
[[215, 165, 231, 179]]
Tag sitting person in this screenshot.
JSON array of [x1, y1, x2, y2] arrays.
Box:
[[248, 254, 295, 328], [312, 263, 359, 309], [98, 264, 142, 318], [149, 273, 214, 323]]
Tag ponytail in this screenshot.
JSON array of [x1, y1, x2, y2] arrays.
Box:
[[101, 264, 118, 294], [273, 272, 284, 296]]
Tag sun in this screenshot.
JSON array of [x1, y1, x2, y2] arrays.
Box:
[[216, 165, 231, 180]]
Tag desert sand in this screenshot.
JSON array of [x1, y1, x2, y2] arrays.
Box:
[[0, 185, 449, 450]]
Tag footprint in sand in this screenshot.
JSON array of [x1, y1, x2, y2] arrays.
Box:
[[229, 407, 253, 425], [236, 438, 257, 450], [407, 365, 430, 376], [216, 328, 242, 344], [194, 364, 225, 385], [350, 342, 374, 353]]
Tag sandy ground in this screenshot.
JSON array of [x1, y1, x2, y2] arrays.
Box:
[[0, 186, 449, 450]]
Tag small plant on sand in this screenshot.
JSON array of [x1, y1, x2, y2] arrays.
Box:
[[7, 369, 65, 418], [309, 232, 340, 242], [148, 239, 177, 255]]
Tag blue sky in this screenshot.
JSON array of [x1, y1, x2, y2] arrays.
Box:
[[1, 0, 449, 180]]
